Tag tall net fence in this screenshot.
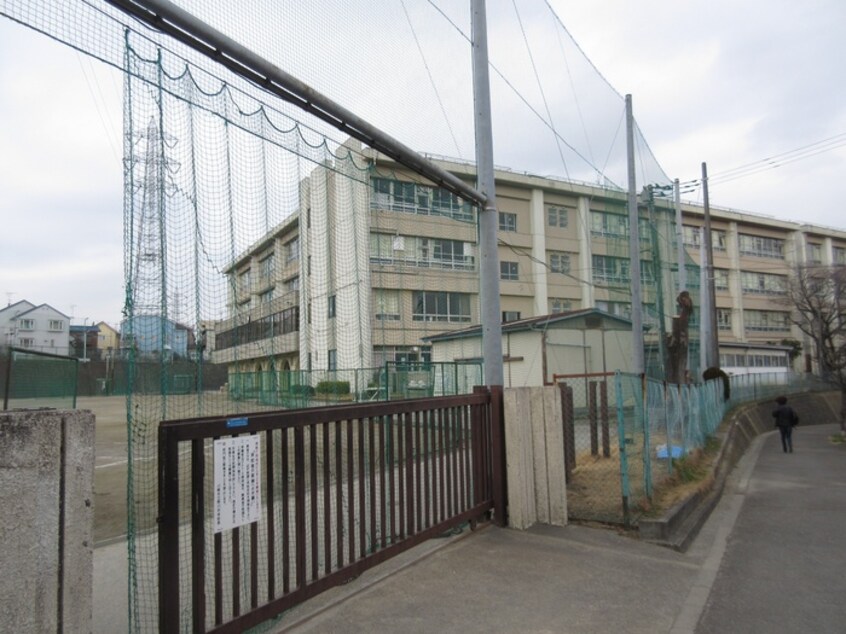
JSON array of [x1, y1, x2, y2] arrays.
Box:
[[590, 191, 702, 382], [1, 1, 707, 630]]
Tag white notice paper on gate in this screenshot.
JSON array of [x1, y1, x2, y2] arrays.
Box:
[[213, 435, 261, 533]]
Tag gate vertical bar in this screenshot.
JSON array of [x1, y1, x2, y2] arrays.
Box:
[[191, 438, 205, 633], [158, 425, 180, 633]]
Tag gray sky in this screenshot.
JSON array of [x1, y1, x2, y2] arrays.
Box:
[[1, 0, 845, 327]]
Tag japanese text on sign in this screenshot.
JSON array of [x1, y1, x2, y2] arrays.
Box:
[[213, 435, 261, 533]]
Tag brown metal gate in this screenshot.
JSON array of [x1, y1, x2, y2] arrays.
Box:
[[158, 386, 505, 632]]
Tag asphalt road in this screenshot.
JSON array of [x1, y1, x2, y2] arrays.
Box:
[[696, 422, 846, 633]]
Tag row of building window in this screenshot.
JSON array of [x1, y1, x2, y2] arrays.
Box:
[[498, 206, 571, 233], [374, 290, 473, 323], [370, 234, 474, 270], [720, 353, 789, 368], [216, 306, 300, 351], [15, 319, 65, 331], [371, 177, 474, 222]]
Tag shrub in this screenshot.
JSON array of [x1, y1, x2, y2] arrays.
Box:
[[315, 380, 350, 395], [288, 384, 315, 397]]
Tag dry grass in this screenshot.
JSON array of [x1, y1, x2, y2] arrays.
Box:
[[566, 436, 722, 524]]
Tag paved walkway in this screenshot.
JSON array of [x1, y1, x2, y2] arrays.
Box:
[[93, 423, 845, 633], [273, 422, 845, 633]]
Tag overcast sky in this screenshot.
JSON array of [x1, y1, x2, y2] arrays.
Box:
[[1, 0, 845, 327]]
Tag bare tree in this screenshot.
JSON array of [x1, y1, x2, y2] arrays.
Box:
[[785, 264, 846, 435]]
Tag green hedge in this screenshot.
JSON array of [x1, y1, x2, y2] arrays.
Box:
[[315, 380, 350, 395]]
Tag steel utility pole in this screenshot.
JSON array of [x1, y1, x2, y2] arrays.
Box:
[[701, 162, 719, 369], [472, 0, 503, 386], [626, 95, 644, 374]]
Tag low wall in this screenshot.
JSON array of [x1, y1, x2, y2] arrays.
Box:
[[504, 386, 568, 530], [0, 409, 95, 633]]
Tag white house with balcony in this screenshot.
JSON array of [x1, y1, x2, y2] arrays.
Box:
[[0, 300, 71, 356]]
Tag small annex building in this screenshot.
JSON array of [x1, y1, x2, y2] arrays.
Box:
[[424, 308, 634, 387]]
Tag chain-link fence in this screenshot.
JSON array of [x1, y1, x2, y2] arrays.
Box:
[[1, 347, 78, 410], [560, 371, 831, 525], [227, 361, 483, 408]]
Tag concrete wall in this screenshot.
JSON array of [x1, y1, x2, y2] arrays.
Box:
[[504, 386, 568, 530], [0, 409, 94, 633]]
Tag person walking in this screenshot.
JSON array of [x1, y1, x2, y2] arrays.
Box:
[[772, 395, 799, 453]]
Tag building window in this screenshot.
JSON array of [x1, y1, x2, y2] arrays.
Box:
[[259, 290, 274, 304], [412, 291, 471, 323], [328, 295, 336, 318], [328, 349, 337, 371], [807, 242, 822, 264], [374, 290, 401, 321], [591, 211, 628, 238], [549, 251, 571, 274], [595, 300, 632, 319], [834, 246, 846, 265], [740, 271, 787, 295], [717, 308, 732, 331], [372, 345, 432, 367], [260, 253, 275, 280], [592, 255, 628, 285], [547, 205, 569, 228], [500, 261, 519, 281], [48, 320, 63, 331], [683, 226, 726, 250], [286, 276, 300, 292], [743, 309, 791, 332], [714, 269, 729, 291], [20, 338, 34, 348], [239, 269, 251, 294], [739, 234, 784, 258], [19, 319, 34, 330], [549, 298, 572, 314], [285, 237, 300, 263], [499, 212, 517, 232], [502, 311, 521, 322]]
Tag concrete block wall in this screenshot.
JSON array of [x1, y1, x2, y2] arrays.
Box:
[[504, 386, 568, 530], [0, 409, 95, 633]]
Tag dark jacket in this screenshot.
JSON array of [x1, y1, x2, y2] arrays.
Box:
[[772, 404, 799, 429]]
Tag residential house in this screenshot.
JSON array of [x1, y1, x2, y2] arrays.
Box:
[[0, 301, 71, 356]]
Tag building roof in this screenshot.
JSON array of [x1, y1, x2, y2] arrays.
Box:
[[14, 303, 70, 320], [423, 308, 633, 343], [0, 299, 36, 317]]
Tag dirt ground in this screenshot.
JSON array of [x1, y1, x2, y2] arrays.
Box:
[[77, 396, 131, 544]]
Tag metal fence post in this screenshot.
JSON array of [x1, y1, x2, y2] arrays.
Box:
[[600, 379, 610, 458], [559, 382, 576, 479], [589, 381, 599, 456], [641, 374, 653, 499], [615, 372, 631, 525]]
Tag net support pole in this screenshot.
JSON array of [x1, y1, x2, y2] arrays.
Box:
[[626, 95, 644, 374], [472, 0, 503, 387], [701, 162, 719, 369]]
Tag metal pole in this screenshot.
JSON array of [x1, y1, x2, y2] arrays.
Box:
[[626, 95, 644, 374], [104, 0, 484, 206], [472, 0, 503, 386], [701, 162, 719, 368], [674, 179, 686, 293]]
